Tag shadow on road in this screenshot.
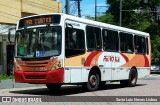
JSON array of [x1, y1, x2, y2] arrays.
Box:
[[151, 72, 160, 74], [10, 83, 146, 96]]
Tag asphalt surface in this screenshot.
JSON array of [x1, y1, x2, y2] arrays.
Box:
[[0, 74, 160, 105]]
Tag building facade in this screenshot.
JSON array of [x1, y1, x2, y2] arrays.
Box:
[[0, 0, 62, 24]]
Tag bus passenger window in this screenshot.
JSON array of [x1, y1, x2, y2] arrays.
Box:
[[146, 37, 149, 54], [120, 32, 133, 53], [127, 46, 132, 52], [65, 27, 85, 57], [86, 26, 102, 51], [134, 35, 146, 54], [102, 29, 119, 52]]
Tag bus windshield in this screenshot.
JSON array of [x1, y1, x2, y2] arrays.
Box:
[[15, 26, 62, 58]]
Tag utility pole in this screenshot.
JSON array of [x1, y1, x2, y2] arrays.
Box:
[[119, 0, 148, 26], [95, 0, 108, 21], [77, 0, 81, 17], [119, 0, 122, 26], [66, 0, 70, 15], [95, 0, 97, 21]]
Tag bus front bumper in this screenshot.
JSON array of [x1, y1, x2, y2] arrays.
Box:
[[14, 68, 64, 84]]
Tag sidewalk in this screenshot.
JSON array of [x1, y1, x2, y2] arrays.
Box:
[[0, 79, 43, 89]]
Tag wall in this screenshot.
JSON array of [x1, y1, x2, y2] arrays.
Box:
[[0, 0, 62, 24], [0, 35, 14, 74]]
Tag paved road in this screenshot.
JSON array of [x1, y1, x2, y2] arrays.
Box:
[[0, 74, 160, 105]]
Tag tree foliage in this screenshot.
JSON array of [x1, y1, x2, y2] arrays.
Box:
[[97, 0, 160, 58], [97, 13, 114, 24]]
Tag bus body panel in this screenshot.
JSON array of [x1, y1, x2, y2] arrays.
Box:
[[137, 68, 150, 78], [14, 68, 64, 84]]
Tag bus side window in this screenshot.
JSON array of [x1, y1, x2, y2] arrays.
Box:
[[86, 26, 102, 51], [119, 32, 133, 53], [146, 37, 149, 54], [65, 27, 72, 49], [65, 27, 85, 58], [134, 35, 146, 54], [102, 29, 119, 52]]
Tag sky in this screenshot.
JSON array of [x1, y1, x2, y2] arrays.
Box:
[[59, 0, 108, 17]]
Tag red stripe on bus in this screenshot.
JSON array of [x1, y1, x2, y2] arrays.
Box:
[[143, 55, 149, 67], [120, 53, 129, 62], [84, 51, 101, 66]]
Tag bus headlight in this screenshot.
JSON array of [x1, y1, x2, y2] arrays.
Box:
[[51, 60, 62, 70], [14, 63, 22, 70]]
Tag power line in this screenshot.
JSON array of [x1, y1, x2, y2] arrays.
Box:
[[70, 0, 82, 17], [95, 0, 108, 21], [70, 2, 78, 16]]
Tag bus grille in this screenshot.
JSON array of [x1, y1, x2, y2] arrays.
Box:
[[25, 62, 48, 67]]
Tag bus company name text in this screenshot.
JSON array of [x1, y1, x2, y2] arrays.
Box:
[[103, 56, 120, 62]]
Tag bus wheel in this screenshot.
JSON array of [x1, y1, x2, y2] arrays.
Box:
[[129, 68, 137, 87], [46, 84, 62, 91], [86, 71, 100, 91], [120, 68, 137, 87]]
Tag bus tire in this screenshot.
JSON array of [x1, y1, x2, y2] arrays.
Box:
[[128, 68, 138, 87], [46, 84, 62, 91], [85, 71, 100, 91], [120, 68, 137, 87]]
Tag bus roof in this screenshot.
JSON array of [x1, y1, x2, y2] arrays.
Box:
[[19, 13, 149, 37]]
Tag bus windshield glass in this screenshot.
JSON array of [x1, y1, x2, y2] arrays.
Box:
[[15, 26, 62, 58]]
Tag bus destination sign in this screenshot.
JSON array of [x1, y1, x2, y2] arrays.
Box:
[[18, 15, 61, 29], [25, 17, 52, 26]]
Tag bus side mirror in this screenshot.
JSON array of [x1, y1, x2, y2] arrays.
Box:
[[8, 27, 16, 43]]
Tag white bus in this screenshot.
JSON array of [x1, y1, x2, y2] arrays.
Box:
[[12, 13, 151, 91]]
